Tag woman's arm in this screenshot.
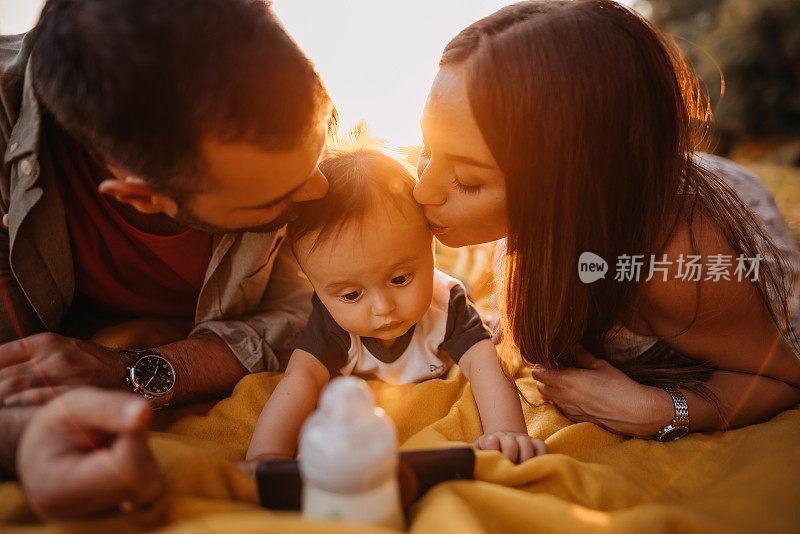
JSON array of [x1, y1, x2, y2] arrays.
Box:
[[245, 349, 330, 460], [531, 347, 800, 438], [534, 212, 800, 438], [460, 339, 547, 461], [633, 211, 800, 430], [664, 369, 800, 433]]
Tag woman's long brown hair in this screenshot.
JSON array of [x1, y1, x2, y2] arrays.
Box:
[[440, 0, 798, 406]]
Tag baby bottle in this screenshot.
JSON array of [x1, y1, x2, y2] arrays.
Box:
[[298, 376, 404, 530]]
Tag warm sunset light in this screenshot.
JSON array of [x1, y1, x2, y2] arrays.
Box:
[[0, 0, 645, 147], [3, 1, 799, 531]]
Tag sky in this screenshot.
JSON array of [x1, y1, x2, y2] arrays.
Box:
[[0, 0, 647, 146]]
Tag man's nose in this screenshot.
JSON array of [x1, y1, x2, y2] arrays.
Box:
[[413, 168, 446, 206], [291, 168, 329, 202]]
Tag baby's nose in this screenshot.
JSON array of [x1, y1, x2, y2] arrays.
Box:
[[372, 293, 396, 315]]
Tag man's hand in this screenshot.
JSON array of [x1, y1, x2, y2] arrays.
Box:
[[530, 346, 674, 439], [17, 388, 164, 522], [0, 333, 126, 406], [473, 431, 547, 463]]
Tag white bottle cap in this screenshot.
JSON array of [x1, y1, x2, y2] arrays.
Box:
[[299, 377, 398, 493]]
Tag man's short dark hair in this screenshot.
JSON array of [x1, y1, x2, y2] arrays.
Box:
[[31, 0, 330, 198]]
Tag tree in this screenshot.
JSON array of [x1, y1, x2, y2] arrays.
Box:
[[648, 0, 800, 145]]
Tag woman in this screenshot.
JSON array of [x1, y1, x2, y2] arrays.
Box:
[[414, 0, 800, 440]]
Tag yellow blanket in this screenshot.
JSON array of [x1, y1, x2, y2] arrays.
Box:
[[2, 320, 799, 534]]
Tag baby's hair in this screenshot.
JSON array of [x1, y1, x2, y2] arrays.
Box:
[[288, 149, 420, 252]]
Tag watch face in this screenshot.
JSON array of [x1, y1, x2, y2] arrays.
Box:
[[133, 356, 175, 395]]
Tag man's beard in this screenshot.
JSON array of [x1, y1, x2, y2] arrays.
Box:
[[173, 203, 299, 235]]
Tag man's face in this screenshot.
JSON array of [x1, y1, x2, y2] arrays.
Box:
[[176, 124, 329, 233]]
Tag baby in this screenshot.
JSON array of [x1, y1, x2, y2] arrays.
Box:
[[246, 150, 546, 464]]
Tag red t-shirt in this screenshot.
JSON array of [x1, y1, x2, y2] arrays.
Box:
[[47, 120, 213, 317]]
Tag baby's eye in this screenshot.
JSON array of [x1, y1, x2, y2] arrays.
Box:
[[390, 274, 413, 286], [339, 290, 363, 303]]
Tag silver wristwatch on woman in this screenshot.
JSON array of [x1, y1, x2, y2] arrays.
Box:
[[654, 387, 689, 441], [121, 348, 176, 409]]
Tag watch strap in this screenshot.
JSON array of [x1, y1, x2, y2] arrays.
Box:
[[120, 347, 159, 358], [654, 387, 690, 441], [664, 387, 689, 426]]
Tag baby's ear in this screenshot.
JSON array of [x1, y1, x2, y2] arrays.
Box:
[[98, 176, 178, 216]]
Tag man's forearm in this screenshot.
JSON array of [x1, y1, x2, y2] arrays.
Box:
[[155, 334, 248, 404], [668, 370, 800, 432], [0, 406, 37, 476]]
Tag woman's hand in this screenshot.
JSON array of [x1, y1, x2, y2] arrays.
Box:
[[531, 346, 675, 439], [473, 431, 547, 463]]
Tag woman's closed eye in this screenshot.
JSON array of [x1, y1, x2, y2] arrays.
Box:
[[390, 273, 413, 286], [452, 176, 482, 195], [338, 290, 363, 303]]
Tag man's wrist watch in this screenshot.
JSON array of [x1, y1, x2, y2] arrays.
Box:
[[121, 348, 176, 410], [654, 387, 689, 441]]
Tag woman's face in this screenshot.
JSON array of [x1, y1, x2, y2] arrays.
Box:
[[414, 66, 508, 248]]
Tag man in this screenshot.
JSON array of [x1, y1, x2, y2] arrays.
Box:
[[0, 0, 332, 408]]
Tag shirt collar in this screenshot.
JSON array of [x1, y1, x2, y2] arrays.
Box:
[[4, 59, 43, 165], [361, 324, 417, 364]]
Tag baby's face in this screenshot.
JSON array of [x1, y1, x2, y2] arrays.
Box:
[[295, 203, 435, 341]]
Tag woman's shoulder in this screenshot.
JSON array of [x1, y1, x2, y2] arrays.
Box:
[[639, 155, 794, 310], [635, 208, 743, 330], [636, 209, 796, 356], [632, 171, 800, 376]]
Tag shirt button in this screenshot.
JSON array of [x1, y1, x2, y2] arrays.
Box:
[[19, 159, 33, 176], [2, 214, 8, 228], [8, 142, 18, 153]]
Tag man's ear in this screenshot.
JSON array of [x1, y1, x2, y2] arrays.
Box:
[[98, 176, 178, 217]]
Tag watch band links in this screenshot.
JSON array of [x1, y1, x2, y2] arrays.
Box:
[[654, 387, 690, 441], [664, 387, 689, 426]]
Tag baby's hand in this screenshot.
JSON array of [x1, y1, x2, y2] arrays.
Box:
[[473, 431, 547, 463]]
